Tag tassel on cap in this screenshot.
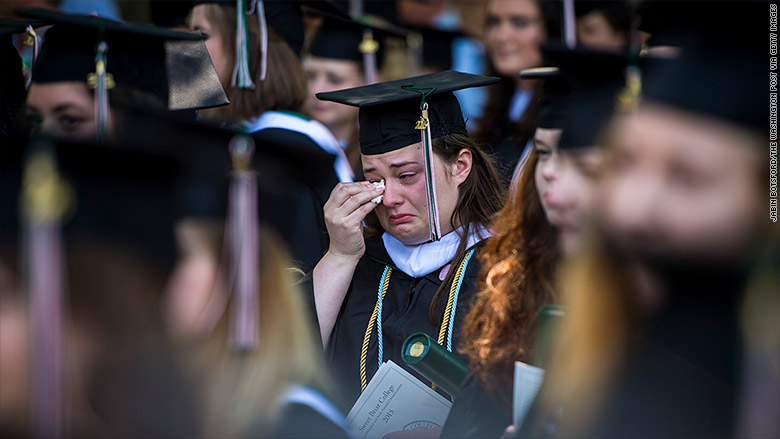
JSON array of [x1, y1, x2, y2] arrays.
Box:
[[87, 22, 114, 145], [233, 0, 256, 89], [402, 85, 441, 241], [359, 29, 379, 84], [563, 0, 576, 49], [24, 25, 40, 87], [21, 142, 74, 438], [227, 134, 260, 350]]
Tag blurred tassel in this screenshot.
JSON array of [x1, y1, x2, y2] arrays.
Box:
[[563, 0, 576, 49], [228, 135, 259, 350], [233, 0, 256, 89], [21, 145, 74, 438], [252, 0, 268, 81], [359, 29, 379, 84], [407, 31, 423, 76], [24, 25, 40, 87], [89, 40, 113, 145]]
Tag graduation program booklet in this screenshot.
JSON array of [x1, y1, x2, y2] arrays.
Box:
[[347, 360, 452, 438], [513, 361, 545, 429]]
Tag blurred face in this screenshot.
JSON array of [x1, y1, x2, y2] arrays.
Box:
[[535, 128, 602, 255], [599, 103, 764, 262], [576, 11, 627, 50], [362, 142, 472, 245], [554, 149, 604, 255], [26, 81, 111, 141], [484, 0, 546, 77], [534, 128, 563, 225], [303, 56, 363, 137], [191, 5, 231, 90]]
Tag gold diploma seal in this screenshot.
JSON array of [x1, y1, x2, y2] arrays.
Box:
[[409, 341, 425, 358]]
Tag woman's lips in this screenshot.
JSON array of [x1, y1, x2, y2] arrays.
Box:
[[389, 214, 414, 225]]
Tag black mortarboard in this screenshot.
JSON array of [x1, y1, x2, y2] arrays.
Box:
[[308, 12, 407, 63], [316, 70, 499, 155], [538, 44, 630, 150], [19, 8, 228, 112], [519, 66, 569, 130], [193, 0, 349, 56], [1, 20, 31, 138], [641, 2, 764, 135]]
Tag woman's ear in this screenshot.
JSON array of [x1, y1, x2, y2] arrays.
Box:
[[452, 147, 473, 185]]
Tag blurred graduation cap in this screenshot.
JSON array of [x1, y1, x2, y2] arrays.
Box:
[[1, 20, 32, 138], [317, 69, 498, 240], [306, 10, 409, 84], [642, 28, 770, 135], [519, 66, 568, 130], [531, 44, 632, 150], [192, 0, 348, 88], [18, 8, 228, 113]]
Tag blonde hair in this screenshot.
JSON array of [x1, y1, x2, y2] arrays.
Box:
[[190, 226, 330, 437], [196, 4, 308, 123]]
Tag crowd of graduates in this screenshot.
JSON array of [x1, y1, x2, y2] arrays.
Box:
[[0, 1, 778, 438]]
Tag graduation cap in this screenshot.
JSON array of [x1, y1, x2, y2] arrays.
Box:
[[317, 69, 499, 240], [307, 11, 409, 84], [192, 0, 349, 88], [640, 2, 764, 135], [18, 9, 228, 120], [533, 44, 632, 150], [519, 66, 569, 130], [1, 20, 32, 138]]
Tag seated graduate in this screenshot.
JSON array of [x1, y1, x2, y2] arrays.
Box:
[[188, 0, 352, 272], [0, 135, 203, 437], [521, 4, 774, 437], [311, 70, 506, 408], [132, 115, 351, 438], [438, 45, 631, 439], [19, 8, 227, 143], [303, 12, 407, 178]]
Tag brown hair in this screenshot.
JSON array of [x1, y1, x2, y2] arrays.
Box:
[[196, 4, 308, 123], [459, 150, 559, 405], [429, 133, 507, 323], [190, 226, 331, 437]]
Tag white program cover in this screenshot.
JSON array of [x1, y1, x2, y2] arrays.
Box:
[[513, 361, 545, 429], [347, 360, 452, 438]]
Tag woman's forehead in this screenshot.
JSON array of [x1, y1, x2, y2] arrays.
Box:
[[361, 142, 423, 170]]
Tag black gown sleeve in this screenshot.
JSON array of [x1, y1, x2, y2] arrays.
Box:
[[440, 373, 512, 439]]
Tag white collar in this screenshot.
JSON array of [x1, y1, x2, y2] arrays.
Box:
[[381, 226, 490, 278], [237, 111, 354, 183]]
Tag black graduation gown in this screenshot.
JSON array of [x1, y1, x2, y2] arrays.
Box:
[[251, 127, 340, 275], [519, 264, 745, 439], [440, 373, 512, 439], [326, 237, 484, 411]]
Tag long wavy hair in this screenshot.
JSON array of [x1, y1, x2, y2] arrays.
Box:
[[459, 150, 560, 405]]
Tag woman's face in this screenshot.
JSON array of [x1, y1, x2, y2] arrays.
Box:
[[576, 11, 627, 50], [26, 81, 110, 141], [362, 142, 472, 245], [534, 128, 563, 225], [554, 149, 604, 255], [598, 103, 764, 262], [303, 56, 363, 136], [484, 0, 546, 77], [191, 4, 231, 90], [535, 127, 602, 255]]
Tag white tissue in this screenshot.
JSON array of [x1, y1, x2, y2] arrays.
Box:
[[371, 179, 385, 204]]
